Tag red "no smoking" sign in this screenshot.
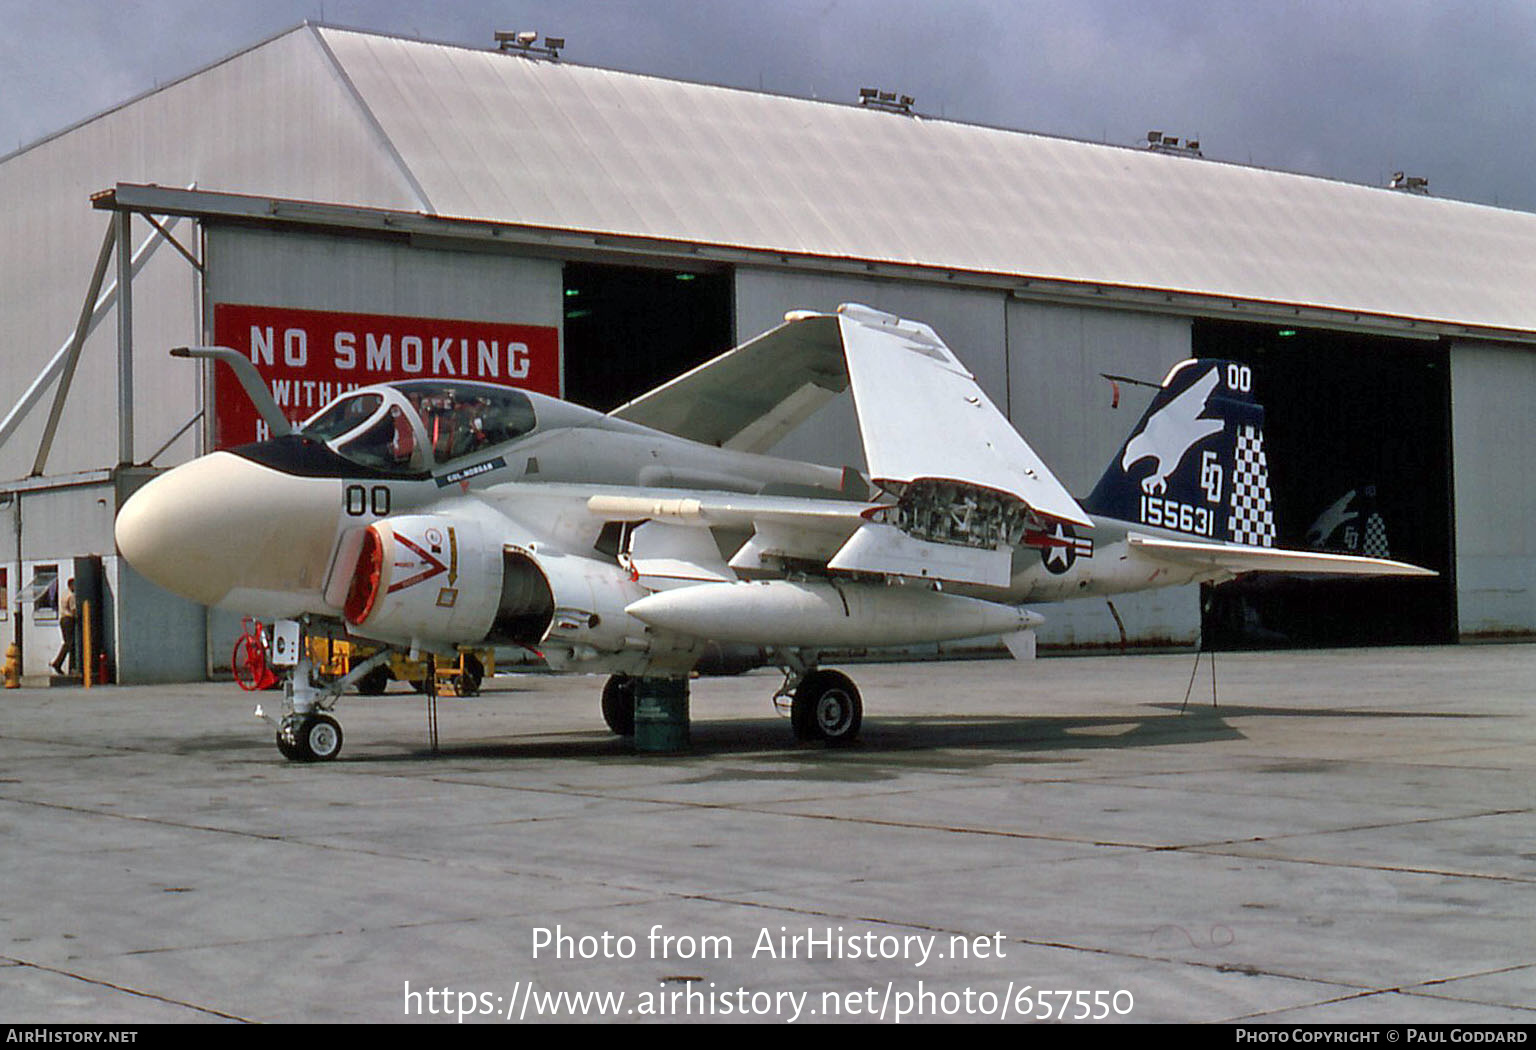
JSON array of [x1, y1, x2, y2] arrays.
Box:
[[211, 303, 561, 448]]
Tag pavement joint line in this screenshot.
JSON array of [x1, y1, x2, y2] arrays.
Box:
[[1165, 806, 1532, 849], [0, 794, 651, 888], [0, 954, 253, 1022], [1410, 961, 1535, 989], [1221, 987, 1406, 1023], [671, 896, 1536, 1016], [666, 893, 1382, 994], [1179, 844, 1536, 885], [1221, 976, 1536, 1023], [8, 783, 1529, 888]]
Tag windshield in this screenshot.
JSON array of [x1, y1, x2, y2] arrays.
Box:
[[300, 382, 537, 473], [302, 393, 383, 442]]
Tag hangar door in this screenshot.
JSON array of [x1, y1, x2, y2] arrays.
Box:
[[1195, 321, 1456, 647], [562, 262, 733, 411]]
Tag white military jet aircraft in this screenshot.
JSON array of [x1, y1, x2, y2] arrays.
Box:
[[115, 304, 1431, 760]]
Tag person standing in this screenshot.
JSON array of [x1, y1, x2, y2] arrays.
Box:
[[51, 578, 76, 675]]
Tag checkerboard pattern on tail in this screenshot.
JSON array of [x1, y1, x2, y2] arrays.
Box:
[[1228, 425, 1276, 548]]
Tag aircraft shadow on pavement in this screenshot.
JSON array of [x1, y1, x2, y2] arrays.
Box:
[[342, 701, 1491, 770]]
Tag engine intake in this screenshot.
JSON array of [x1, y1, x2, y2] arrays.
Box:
[[327, 515, 646, 653]]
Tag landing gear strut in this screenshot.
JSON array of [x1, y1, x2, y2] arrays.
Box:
[[256, 626, 392, 762]]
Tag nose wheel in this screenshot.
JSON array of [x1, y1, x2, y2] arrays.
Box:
[[276, 714, 344, 762]]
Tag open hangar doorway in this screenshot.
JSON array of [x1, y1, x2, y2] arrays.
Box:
[[1194, 319, 1457, 647], [561, 261, 734, 411]]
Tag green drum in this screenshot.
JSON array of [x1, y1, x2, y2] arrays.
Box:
[[633, 676, 690, 752]]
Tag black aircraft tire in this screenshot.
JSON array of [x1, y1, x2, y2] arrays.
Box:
[[455, 655, 485, 698], [792, 670, 862, 745], [601, 674, 637, 737], [299, 714, 344, 762], [356, 666, 391, 695], [275, 729, 304, 761]]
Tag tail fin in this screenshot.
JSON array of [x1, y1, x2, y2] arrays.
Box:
[[1083, 359, 1275, 547]]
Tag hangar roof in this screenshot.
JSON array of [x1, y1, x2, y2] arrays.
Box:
[[309, 26, 1536, 336], [14, 23, 1536, 339]]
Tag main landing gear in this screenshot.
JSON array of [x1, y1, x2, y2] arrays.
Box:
[[598, 659, 865, 746], [601, 674, 638, 737], [789, 668, 863, 745]]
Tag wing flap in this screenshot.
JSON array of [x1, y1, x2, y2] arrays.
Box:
[[828, 522, 1013, 588]]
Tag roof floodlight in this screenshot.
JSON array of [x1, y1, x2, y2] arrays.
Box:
[[1147, 130, 1163, 144], [545, 36, 565, 50], [517, 30, 538, 45], [858, 86, 915, 114]]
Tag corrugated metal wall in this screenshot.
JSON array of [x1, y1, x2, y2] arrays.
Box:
[[1451, 341, 1536, 637], [206, 227, 563, 327]]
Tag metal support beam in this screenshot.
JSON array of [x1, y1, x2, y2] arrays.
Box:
[[116, 209, 134, 466], [143, 410, 204, 467], [0, 211, 187, 461], [140, 213, 202, 273], [30, 221, 119, 477]]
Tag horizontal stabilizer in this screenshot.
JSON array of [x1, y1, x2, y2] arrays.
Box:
[[1128, 534, 1437, 577]]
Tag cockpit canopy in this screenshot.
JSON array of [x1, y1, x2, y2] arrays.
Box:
[[301, 380, 537, 473]]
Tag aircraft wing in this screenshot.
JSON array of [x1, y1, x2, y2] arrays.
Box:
[[476, 481, 870, 585], [608, 303, 1091, 587], [1127, 534, 1437, 577], [609, 312, 848, 453], [611, 304, 1090, 530], [836, 305, 1090, 528]]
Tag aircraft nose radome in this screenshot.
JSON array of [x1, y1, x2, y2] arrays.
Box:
[[115, 452, 343, 610]]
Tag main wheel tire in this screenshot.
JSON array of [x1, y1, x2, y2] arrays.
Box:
[[792, 669, 863, 745], [356, 666, 391, 695], [601, 674, 637, 737], [298, 714, 344, 762]]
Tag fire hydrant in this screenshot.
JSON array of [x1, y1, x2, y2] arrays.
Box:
[[3, 643, 20, 688]]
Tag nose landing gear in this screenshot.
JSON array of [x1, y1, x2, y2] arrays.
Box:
[[275, 713, 344, 762], [256, 624, 391, 762]]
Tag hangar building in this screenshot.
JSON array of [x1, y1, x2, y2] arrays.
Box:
[[2, 23, 1534, 682]]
